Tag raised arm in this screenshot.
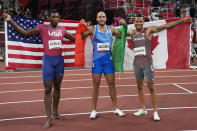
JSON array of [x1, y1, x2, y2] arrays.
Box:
[[146, 17, 191, 40], [78, 19, 93, 39], [81, 26, 93, 39], [127, 29, 133, 36], [110, 19, 127, 38], [150, 17, 191, 34], [3, 13, 39, 37]]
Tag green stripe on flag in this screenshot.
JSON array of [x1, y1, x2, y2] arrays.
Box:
[[112, 24, 127, 72]]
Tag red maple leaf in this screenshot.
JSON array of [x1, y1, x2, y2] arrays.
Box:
[[127, 36, 159, 55], [151, 35, 159, 55]]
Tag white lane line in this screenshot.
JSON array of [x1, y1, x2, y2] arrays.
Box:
[[0, 76, 42, 79], [1, 69, 197, 79], [1, 75, 197, 86], [1, 106, 197, 122], [0, 92, 196, 105], [173, 84, 193, 93], [1, 82, 197, 94], [0, 68, 91, 74], [6, 68, 197, 73]]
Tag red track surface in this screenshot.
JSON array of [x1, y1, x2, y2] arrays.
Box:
[[0, 69, 197, 131]]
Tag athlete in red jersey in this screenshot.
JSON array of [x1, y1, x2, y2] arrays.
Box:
[[3, 10, 75, 128]]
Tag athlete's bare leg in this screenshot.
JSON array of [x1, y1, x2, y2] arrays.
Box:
[[92, 74, 102, 110], [136, 80, 146, 110], [104, 73, 117, 109], [52, 76, 64, 119], [43, 81, 53, 128], [147, 81, 158, 112]]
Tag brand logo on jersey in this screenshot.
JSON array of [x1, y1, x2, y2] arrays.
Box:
[[48, 30, 63, 37]]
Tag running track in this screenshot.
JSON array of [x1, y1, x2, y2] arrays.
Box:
[[0, 69, 197, 131]]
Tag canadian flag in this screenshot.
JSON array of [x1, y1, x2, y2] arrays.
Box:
[[75, 18, 191, 71], [123, 17, 191, 70]]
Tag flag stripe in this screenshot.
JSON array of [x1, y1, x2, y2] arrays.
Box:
[[7, 63, 76, 68], [8, 45, 43, 52], [7, 58, 74, 64], [8, 54, 75, 60], [8, 45, 75, 52], [7, 49, 75, 56], [8, 63, 42, 68], [64, 27, 77, 30], [8, 54, 42, 60], [165, 18, 190, 68]]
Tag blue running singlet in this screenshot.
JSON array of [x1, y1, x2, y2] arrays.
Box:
[[91, 24, 114, 75]]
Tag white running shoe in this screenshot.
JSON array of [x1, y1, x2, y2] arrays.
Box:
[[113, 108, 126, 117], [89, 110, 97, 119], [133, 109, 147, 116], [153, 112, 160, 121]]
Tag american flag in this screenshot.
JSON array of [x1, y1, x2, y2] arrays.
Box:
[[5, 16, 79, 69]]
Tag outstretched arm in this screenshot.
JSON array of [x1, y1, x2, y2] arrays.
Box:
[[79, 20, 93, 39], [150, 17, 191, 33], [3, 13, 39, 37], [64, 32, 75, 41]]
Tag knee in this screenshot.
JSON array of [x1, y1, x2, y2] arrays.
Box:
[[137, 82, 143, 91], [53, 81, 61, 89], [137, 86, 143, 91], [93, 80, 100, 87], [147, 81, 154, 92], [108, 80, 115, 87], [54, 87, 60, 93], [45, 87, 52, 96], [137, 80, 143, 91], [148, 87, 155, 92]]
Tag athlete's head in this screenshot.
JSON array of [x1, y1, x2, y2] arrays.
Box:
[[96, 11, 107, 26], [133, 13, 144, 31], [49, 10, 60, 28]]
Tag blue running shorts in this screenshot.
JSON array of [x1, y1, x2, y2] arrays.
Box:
[[92, 59, 114, 75], [42, 54, 64, 81]]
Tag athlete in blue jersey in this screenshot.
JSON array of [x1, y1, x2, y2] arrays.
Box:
[[81, 11, 126, 119]]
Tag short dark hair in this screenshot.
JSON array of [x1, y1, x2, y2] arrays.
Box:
[[133, 13, 144, 21], [49, 9, 59, 17]]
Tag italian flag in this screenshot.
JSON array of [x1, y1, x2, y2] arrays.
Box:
[[75, 17, 191, 72]]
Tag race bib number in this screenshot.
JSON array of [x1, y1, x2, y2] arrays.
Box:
[[48, 40, 62, 49], [97, 43, 110, 52], [134, 46, 146, 57]]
